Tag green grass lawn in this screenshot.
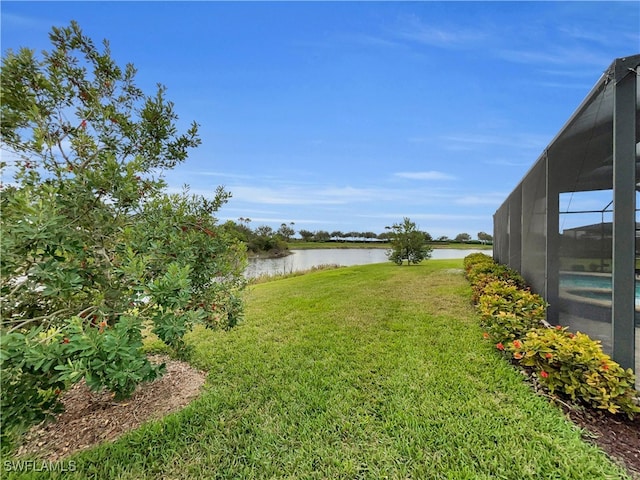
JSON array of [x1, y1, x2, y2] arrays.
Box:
[[10, 260, 629, 479]]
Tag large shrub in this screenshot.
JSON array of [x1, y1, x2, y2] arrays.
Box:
[[477, 280, 547, 344], [462, 252, 493, 272], [466, 261, 525, 288], [511, 328, 639, 417], [0, 22, 246, 447], [464, 253, 526, 303]]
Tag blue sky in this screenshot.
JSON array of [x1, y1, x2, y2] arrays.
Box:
[[2, 1, 638, 239]]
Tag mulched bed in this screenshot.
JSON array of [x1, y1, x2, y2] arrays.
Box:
[[14, 355, 206, 461]]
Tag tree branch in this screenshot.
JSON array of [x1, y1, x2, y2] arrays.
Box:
[[7, 307, 72, 333]]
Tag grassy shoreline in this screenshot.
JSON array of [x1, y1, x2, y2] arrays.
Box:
[[14, 259, 628, 479]]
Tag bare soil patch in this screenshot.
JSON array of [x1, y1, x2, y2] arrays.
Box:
[[15, 355, 206, 461]]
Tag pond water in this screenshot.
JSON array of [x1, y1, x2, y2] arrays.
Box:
[[245, 248, 491, 279]]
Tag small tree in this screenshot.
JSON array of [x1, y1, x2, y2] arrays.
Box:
[[223, 219, 253, 243], [0, 22, 246, 446], [455, 233, 472, 243], [385, 217, 433, 266], [298, 229, 314, 242], [277, 222, 295, 241], [250, 225, 287, 254], [313, 230, 331, 242], [477, 231, 493, 244]]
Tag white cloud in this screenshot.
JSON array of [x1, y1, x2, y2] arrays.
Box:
[[539, 68, 604, 79], [454, 194, 506, 206], [227, 184, 379, 206], [1, 12, 50, 29], [441, 132, 549, 152], [393, 14, 487, 49], [341, 33, 406, 50], [558, 25, 639, 50], [184, 171, 256, 179], [394, 171, 456, 181], [534, 81, 595, 90], [558, 26, 609, 45], [220, 216, 325, 226], [484, 158, 532, 168], [222, 207, 281, 216], [358, 212, 490, 222], [496, 47, 612, 68]]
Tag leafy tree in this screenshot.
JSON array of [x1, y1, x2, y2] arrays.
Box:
[[0, 21, 246, 445], [254, 225, 274, 237], [223, 221, 288, 255], [477, 231, 493, 244], [330, 231, 344, 240], [455, 233, 472, 242], [277, 222, 295, 241], [250, 225, 287, 254], [298, 229, 314, 242], [223, 219, 253, 243], [385, 218, 433, 265], [313, 230, 331, 242]]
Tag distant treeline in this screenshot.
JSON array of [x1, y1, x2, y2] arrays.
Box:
[[223, 219, 492, 256]]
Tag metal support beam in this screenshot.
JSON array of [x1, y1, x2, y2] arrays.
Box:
[[546, 153, 560, 325], [509, 186, 522, 272], [611, 60, 637, 371]]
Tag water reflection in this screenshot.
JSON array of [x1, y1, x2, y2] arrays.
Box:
[[245, 248, 490, 278]]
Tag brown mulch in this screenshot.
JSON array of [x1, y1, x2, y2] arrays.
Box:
[[13, 356, 640, 479], [15, 355, 206, 461]]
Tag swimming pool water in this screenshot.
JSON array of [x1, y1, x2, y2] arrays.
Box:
[[560, 272, 639, 292], [560, 272, 640, 306]]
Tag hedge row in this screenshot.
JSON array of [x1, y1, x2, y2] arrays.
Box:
[[464, 253, 639, 418]]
